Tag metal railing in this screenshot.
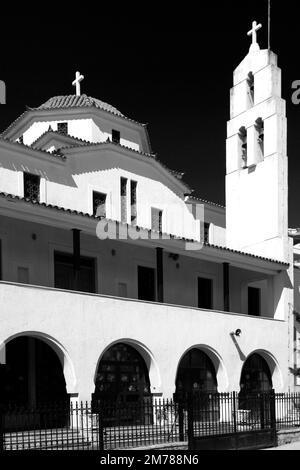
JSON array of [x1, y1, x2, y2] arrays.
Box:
[[0, 399, 187, 451], [1, 392, 300, 451], [187, 392, 276, 441]]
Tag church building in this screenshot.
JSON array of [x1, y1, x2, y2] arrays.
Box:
[[0, 22, 298, 413]]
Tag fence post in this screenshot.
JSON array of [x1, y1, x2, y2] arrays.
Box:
[[260, 394, 265, 430], [98, 401, 104, 451], [187, 393, 194, 447], [232, 392, 237, 434], [0, 404, 4, 451], [270, 390, 276, 430], [178, 399, 185, 442]]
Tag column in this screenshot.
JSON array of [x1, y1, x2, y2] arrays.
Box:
[[223, 263, 230, 312], [156, 248, 164, 303], [72, 229, 81, 291]]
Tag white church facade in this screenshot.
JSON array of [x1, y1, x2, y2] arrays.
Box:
[[0, 23, 298, 411]]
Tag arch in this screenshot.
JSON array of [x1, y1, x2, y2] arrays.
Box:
[[94, 338, 161, 397], [240, 349, 283, 392], [3, 331, 76, 394], [175, 345, 229, 393]]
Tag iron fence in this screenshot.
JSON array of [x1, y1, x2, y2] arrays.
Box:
[[187, 392, 276, 441], [0, 392, 300, 450], [275, 393, 300, 429], [0, 399, 187, 450]]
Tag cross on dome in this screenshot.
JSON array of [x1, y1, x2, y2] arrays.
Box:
[[247, 20, 262, 52], [72, 71, 84, 96]]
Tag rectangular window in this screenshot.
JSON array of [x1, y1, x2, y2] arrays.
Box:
[[138, 266, 156, 302], [248, 287, 261, 316], [198, 277, 213, 310], [130, 181, 137, 225], [24, 173, 40, 201], [54, 252, 96, 294], [112, 129, 120, 144], [93, 191, 107, 218], [57, 122, 68, 135], [151, 208, 163, 232], [120, 177, 127, 223]]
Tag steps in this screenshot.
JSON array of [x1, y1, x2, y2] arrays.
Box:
[[4, 428, 93, 450]]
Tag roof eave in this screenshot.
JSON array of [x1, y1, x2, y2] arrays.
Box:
[[1, 105, 145, 141], [62, 142, 191, 194], [0, 192, 288, 273]]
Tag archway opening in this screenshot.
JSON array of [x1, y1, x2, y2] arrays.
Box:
[[3, 336, 67, 406], [2, 336, 69, 430], [240, 353, 273, 395], [94, 343, 152, 425], [239, 353, 273, 417], [175, 349, 218, 396], [175, 349, 219, 421]]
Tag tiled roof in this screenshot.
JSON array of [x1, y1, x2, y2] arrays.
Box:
[[0, 191, 289, 267], [0, 137, 67, 161], [57, 140, 192, 190], [203, 241, 288, 266], [31, 130, 92, 149], [188, 195, 225, 209], [1, 95, 145, 138], [37, 94, 125, 118], [58, 138, 155, 157]]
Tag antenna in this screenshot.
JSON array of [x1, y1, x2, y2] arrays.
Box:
[[268, 0, 271, 50]]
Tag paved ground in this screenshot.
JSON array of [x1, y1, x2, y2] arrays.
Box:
[[264, 441, 300, 450]]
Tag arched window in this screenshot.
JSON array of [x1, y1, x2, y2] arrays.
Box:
[[247, 72, 255, 104]]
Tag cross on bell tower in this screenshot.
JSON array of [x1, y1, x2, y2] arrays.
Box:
[[247, 20, 262, 52], [72, 71, 84, 96]]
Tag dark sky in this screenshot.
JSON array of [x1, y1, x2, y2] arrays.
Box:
[[0, 2, 300, 225]]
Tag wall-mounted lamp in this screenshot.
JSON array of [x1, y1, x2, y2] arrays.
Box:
[[235, 329, 242, 337]]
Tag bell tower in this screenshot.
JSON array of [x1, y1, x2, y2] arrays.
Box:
[[226, 21, 288, 262]]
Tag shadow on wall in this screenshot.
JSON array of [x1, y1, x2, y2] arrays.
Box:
[[230, 332, 246, 362]]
